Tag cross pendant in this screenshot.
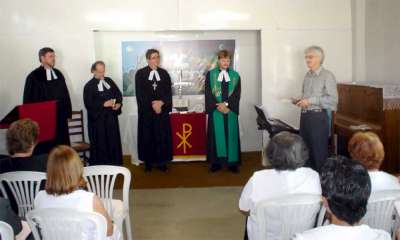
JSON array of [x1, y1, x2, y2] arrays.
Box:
[[152, 82, 158, 91]]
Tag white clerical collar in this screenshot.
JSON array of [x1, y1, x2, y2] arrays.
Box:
[[148, 69, 161, 81], [97, 78, 111, 92], [44, 67, 58, 81], [218, 69, 230, 82]]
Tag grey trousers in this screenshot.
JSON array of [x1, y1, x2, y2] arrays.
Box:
[[300, 110, 329, 172]]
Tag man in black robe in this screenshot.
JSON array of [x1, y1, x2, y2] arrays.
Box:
[[23, 47, 72, 154], [205, 50, 241, 173], [135, 49, 173, 172], [83, 61, 123, 166]]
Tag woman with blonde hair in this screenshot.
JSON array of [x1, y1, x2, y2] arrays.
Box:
[[34, 145, 119, 239], [348, 131, 400, 192]]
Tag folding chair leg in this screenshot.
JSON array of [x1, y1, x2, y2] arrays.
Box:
[[114, 218, 124, 239], [125, 215, 133, 240]]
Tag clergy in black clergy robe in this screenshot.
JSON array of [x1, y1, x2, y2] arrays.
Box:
[[135, 49, 173, 172], [83, 61, 123, 166], [205, 50, 241, 173], [23, 47, 72, 154]]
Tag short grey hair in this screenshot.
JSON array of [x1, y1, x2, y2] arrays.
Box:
[[266, 131, 309, 171], [305, 45, 325, 64]]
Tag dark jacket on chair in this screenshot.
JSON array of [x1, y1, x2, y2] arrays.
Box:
[[0, 197, 22, 235]]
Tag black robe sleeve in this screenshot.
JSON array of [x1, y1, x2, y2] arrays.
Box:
[[227, 76, 241, 115], [83, 80, 104, 121], [205, 71, 217, 114], [159, 70, 173, 113], [23, 73, 39, 103], [135, 69, 152, 115], [107, 77, 123, 115], [57, 71, 73, 119]]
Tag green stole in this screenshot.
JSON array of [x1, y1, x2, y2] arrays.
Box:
[[209, 67, 239, 163]]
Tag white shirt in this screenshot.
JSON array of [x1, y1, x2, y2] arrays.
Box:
[[369, 171, 400, 192], [239, 167, 321, 240], [35, 189, 94, 211], [34, 190, 120, 240], [293, 224, 391, 240], [35, 190, 96, 239]]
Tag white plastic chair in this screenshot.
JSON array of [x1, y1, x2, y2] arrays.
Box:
[[26, 208, 107, 240], [84, 165, 132, 240], [0, 221, 14, 240], [361, 190, 400, 238], [251, 194, 322, 240], [316, 205, 328, 227], [0, 171, 46, 218]]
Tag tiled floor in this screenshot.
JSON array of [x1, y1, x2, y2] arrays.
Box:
[[121, 187, 246, 240]]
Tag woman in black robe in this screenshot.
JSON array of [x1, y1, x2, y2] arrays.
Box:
[[83, 61, 123, 166], [135, 49, 173, 172]]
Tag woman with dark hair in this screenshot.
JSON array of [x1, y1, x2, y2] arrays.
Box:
[[239, 131, 321, 240], [83, 61, 123, 166], [348, 131, 400, 192], [294, 156, 390, 240], [0, 119, 47, 174]]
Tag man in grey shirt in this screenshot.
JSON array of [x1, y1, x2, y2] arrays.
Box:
[[293, 46, 338, 172]]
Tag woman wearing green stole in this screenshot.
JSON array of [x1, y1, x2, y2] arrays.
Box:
[[205, 50, 241, 173]]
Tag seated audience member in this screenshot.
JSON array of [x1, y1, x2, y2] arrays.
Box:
[[34, 145, 119, 239], [239, 131, 321, 240], [0, 197, 31, 240], [348, 131, 400, 192], [0, 119, 47, 173], [294, 156, 390, 240]]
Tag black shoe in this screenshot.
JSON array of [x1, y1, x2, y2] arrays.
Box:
[[228, 166, 239, 174], [158, 165, 168, 172], [209, 164, 222, 173], [145, 164, 153, 172]]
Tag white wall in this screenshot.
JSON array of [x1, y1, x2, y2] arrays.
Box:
[[364, 0, 400, 83], [352, 0, 400, 84], [351, 0, 366, 82], [0, 0, 353, 155]]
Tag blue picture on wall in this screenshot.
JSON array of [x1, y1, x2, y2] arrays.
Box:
[[121, 39, 236, 96]]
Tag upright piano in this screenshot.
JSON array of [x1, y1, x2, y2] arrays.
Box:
[[335, 83, 400, 173]]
